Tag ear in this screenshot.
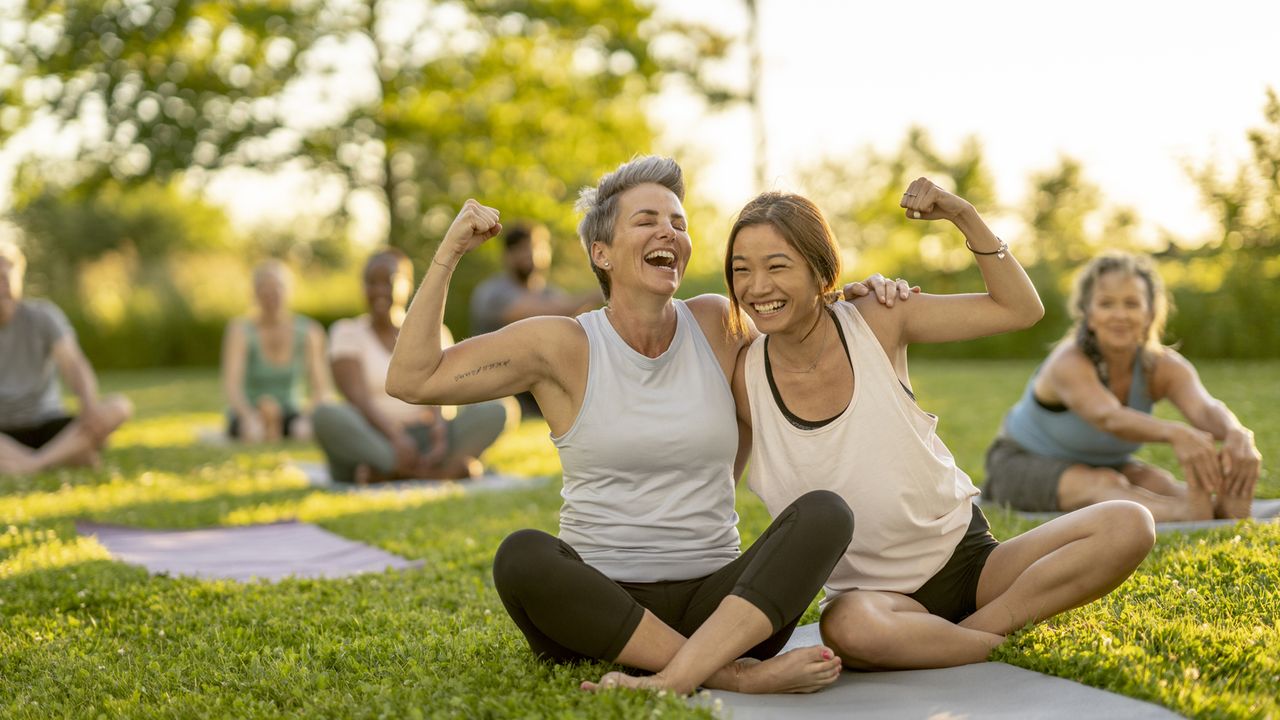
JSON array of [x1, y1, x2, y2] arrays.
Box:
[[590, 241, 611, 271]]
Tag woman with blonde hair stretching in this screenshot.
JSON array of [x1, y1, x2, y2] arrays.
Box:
[[983, 252, 1260, 521]]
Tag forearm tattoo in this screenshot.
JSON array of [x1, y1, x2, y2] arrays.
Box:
[[454, 359, 510, 382]]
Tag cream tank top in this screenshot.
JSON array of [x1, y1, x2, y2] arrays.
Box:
[[554, 300, 741, 582], [745, 301, 979, 597]]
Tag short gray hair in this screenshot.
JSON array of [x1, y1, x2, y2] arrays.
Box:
[[575, 156, 685, 300]]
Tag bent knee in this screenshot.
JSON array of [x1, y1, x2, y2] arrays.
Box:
[[820, 600, 895, 667], [795, 489, 855, 542], [1096, 500, 1156, 558], [492, 529, 559, 591]]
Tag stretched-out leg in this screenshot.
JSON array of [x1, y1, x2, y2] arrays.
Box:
[[962, 500, 1154, 636], [820, 590, 1004, 670], [583, 490, 854, 694], [1120, 461, 1184, 497], [1059, 465, 1211, 521]]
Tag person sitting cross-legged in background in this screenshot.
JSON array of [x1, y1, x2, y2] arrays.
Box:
[[0, 240, 133, 475], [312, 248, 516, 484], [469, 223, 599, 417], [219, 259, 331, 443]]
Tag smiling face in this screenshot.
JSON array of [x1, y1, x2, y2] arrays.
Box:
[[592, 182, 691, 301], [1085, 271, 1153, 352], [363, 254, 413, 322], [730, 223, 824, 334]]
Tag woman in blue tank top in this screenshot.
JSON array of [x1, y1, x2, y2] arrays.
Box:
[[984, 253, 1260, 521]]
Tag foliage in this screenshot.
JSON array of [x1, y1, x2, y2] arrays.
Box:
[[1, 362, 1277, 717]]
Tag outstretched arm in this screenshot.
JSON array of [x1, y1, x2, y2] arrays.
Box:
[[1159, 352, 1261, 495], [1047, 348, 1223, 492], [894, 178, 1044, 345]]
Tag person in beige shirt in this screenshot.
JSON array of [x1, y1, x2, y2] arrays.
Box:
[[726, 183, 1155, 671]]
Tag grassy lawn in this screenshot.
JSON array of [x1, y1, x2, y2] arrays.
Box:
[[1, 360, 1277, 718]]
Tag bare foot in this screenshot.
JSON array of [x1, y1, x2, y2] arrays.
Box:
[[730, 646, 842, 694], [1181, 487, 1214, 521], [580, 671, 670, 694], [353, 464, 391, 486], [1215, 493, 1253, 519], [579, 646, 842, 696]]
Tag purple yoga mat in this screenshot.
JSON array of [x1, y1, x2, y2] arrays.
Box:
[[76, 520, 422, 582]]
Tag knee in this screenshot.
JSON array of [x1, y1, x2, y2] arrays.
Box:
[[1096, 500, 1156, 562], [795, 489, 855, 545], [820, 599, 893, 666], [104, 394, 134, 424], [311, 403, 343, 439], [493, 529, 557, 596]]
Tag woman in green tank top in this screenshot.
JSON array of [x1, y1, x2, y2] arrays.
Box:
[[220, 260, 330, 442]]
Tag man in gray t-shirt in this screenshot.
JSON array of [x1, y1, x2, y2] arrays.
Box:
[[468, 224, 598, 416], [0, 241, 133, 474]]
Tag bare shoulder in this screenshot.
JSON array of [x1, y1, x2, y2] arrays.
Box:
[[502, 314, 587, 358], [1043, 340, 1091, 377], [686, 293, 750, 352], [1148, 347, 1196, 395]]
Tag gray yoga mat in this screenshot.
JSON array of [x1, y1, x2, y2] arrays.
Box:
[[983, 497, 1280, 534], [696, 623, 1181, 719], [77, 520, 422, 582], [294, 461, 550, 495]]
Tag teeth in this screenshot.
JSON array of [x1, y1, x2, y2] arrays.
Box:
[[753, 300, 785, 313], [644, 250, 675, 261]]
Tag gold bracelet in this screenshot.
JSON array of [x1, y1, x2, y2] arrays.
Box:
[[965, 236, 1007, 259]]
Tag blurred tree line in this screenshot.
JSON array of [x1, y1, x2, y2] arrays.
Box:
[[1, 1, 1276, 366]]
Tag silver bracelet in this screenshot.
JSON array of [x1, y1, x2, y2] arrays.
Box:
[[965, 237, 1007, 259]]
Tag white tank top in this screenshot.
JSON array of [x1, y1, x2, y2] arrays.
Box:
[[745, 301, 978, 597], [554, 300, 741, 582]]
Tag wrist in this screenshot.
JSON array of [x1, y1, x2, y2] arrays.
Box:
[[433, 244, 466, 270]]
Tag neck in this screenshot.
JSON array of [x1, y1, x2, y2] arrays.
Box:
[[259, 309, 287, 325], [1097, 343, 1138, 372], [0, 299, 15, 326], [513, 270, 545, 292], [371, 310, 401, 332], [768, 303, 832, 371], [604, 290, 678, 358]]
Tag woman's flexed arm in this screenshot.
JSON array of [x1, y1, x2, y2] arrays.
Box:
[[895, 178, 1044, 345], [387, 200, 566, 406]]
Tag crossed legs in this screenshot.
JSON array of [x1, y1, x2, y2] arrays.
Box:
[[492, 490, 853, 695], [0, 395, 132, 475], [821, 501, 1155, 670]]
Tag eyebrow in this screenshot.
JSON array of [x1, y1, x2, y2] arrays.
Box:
[[730, 253, 792, 262], [629, 209, 686, 222]]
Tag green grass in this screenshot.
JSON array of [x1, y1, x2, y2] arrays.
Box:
[[1, 361, 1277, 718]]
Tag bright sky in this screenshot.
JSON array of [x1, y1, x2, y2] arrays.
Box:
[[3, 1, 1277, 248], [649, 0, 1280, 245]]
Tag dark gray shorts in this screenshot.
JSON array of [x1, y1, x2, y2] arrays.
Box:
[[982, 437, 1077, 512], [908, 505, 1000, 622]]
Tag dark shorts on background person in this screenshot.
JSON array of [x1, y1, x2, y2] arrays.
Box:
[[0, 415, 76, 449], [983, 436, 1077, 512], [226, 409, 301, 439], [983, 436, 1133, 512], [908, 504, 1001, 623]]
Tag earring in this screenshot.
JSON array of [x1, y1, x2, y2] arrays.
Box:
[[602, 261, 610, 269]]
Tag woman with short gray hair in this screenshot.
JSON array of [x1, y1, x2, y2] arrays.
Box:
[[387, 156, 911, 695]]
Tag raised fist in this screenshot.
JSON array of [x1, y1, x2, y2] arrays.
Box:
[[899, 178, 973, 223], [443, 199, 503, 254]]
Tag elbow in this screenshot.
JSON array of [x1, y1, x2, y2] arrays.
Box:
[[1022, 297, 1046, 329], [384, 366, 422, 404]]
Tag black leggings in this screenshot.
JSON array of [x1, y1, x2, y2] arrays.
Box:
[[492, 489, 854, 664]]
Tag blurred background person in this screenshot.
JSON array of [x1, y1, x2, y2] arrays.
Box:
[[314, 248, 515, 483], [983, 252, 1261, 521], [470, 223, 599, 418], [0, 240, 133, 474], [219, 259, 330, 443]]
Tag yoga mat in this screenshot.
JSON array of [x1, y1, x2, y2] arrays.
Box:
[[696, 624, 1181, 719], [76, 520, 422, 582], [981, 497, 1280, 534], [293, 460, 550, 495]]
